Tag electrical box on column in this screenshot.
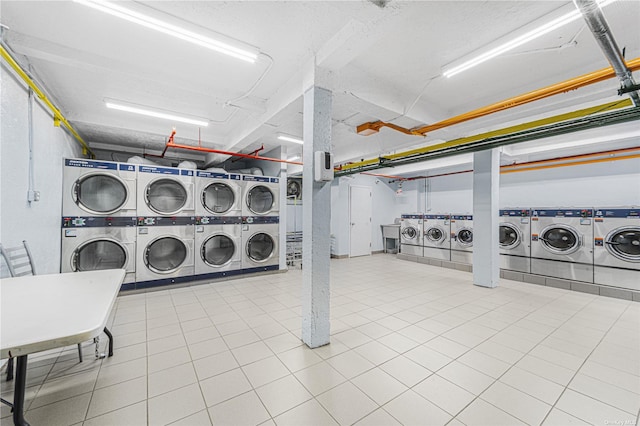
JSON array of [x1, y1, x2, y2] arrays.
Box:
[[314, 151, 333, 182]]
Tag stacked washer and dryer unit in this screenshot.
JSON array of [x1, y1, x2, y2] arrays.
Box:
[[62, 158, 280, 290]]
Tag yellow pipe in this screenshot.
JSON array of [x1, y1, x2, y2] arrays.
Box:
[[1, 45, 94, 157], [339, 98, 633, 171]]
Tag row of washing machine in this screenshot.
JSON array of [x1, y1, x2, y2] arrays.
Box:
[[399, 208, 640, 292], [60, 159, 280, 289]]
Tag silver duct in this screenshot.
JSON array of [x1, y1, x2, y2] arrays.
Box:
[[574, 0, 640, 106]]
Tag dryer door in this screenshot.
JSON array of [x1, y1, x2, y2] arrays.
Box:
[[499, 223, 521, 249], [246, 185, 274, 215], [539, 225, 580, 255], [202, 234, 236, 267], [605, 226, 640, 262], [424, 226, 445, 245], [145, 237, 187, 273], [146, 179, 188, 215], [73, 239, 127, 271], [202, 182, 236, 214], [247, 233, 275, 262], [74, 174, 128, 214]]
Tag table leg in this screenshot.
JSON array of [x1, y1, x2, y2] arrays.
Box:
[[13, 355, 30, 426], [103, 327, 114, 357]]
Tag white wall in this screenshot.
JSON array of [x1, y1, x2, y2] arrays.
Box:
[[1, 64, 82, 274]]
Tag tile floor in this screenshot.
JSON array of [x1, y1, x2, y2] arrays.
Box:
[[2, 255, 639, 426]]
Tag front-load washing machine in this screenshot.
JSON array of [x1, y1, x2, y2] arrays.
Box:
[[137, 165, 195, 217], [241, 216, 279, 273], [63, 159, 136, 217], [196, 171, 242, 217], [531, 208, 594, 282], [61, 216, 137, 288], [499, 208, 531, 273], [451, 215, 473, 264], [423, 214, 451, 260], [400, 214, 423, 256], [593, 207, 640, 291], [242, 175, 280, 216], [195, 216, 243, 280], [136, 216, 195, 287]]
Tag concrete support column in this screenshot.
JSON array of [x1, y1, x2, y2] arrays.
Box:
[[279, 147, 288, 271], [301, 85, 332, 348], [472, 149, 500, 288]]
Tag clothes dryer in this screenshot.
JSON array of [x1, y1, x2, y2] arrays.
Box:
[[135, 216, 195, 287], [63, 159, 136, 217], [593, 207, 640, 291], [195, 216, 242, 280], [451, 215, 473, 264], [196, 171, 242, 217], [61, 216, 137, 287], [400, 214, 423, 256], [242, 175, 280, 216], [137, 165, 195, 217], [531, 208, 594, 282], [499, 209, 531, 273], [241, 216, 279, 273], [422, 214, 451, 260]]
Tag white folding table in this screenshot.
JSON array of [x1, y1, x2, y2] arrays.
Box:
[[1, 269, 125, 426]]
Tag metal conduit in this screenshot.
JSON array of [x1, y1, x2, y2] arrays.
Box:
[[574, 0, 640, 106]]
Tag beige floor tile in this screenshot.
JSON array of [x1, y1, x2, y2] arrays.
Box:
[[95, 356, 146, 390], [413, 374, 475, 416], [353, 408, 401, 426], [148, 346, 192, 374], [193, 350, 239, 380], [208, 391, 270, 426], [499, 366, 564, 405], [458, 350, 511, 379], [252, 322, 288, 340], [232, 341, 274, 366], [169, 409, 213, 426], [273, 398, 338, 426], [480, 380, 551, 425], [377, 333, 420, 353], [148, 334, 187, 356], [325, 350, 375, 379], [515, 354, 576, 386], [316, 381, 378, 425], [184, 326, 221, 345], [383, 390, 452, 426], [474, 340, 524, 364], [188, 337, 229, 360], [276, 345, 323, 373], [200, 368, 252, 407], [223, 329, 261, 349], [579, 360, 640, 394], [263, 333, 303, 354], [149, 362, 197, 398], [255, 375, 312, 417], [242, 356, 290, 388], [148, 323, 182, 341], [555, 389, 636, 425], [456, 398, 526, 426], [29, 368, 98, 409], [351, 368, 408, 405], [355, 322, 394, 339], [404, 344, 453, 371], [83, 401, 147, 426], [180, 317, 214, 333], [423, 336, 470, 359], [86, 376, 147, 418], [294, 361, 347, 396], [437, 361, 494, 395], [568, 373, 640, 415], [24, 392, 91, 426], [542, 408, 591, 425], [352, 341, 398, 366], [100, 342, 147, 367], [529, 345, 585, 371], [148, 383, 206, 426], [310, 340, 350, 359], [333, 329, 373, 348], [379, 355, 432, 387]]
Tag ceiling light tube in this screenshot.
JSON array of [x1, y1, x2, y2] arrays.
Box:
[[277, 134, 304, 144], [443, 0, 616, 78], [74, 0, 258, 63], [105, 102, 209, 127]]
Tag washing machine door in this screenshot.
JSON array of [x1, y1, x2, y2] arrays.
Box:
[[146, 179, 188, 215], [401, 226, 419, 243], [499, 223, 521, 249], [247, 185, 274, 215], [247, 233, 275, 262], [539, 225, 580, 255], [605, 226, 640, 262], [202, 234, 236, 267], [457, 228, 473, 247], [424, 226, 445, 245], [145, 237, 187, 273], [202, 182, 236, 214], [73, 239, 127, 271], [73, 174, 128, 214]]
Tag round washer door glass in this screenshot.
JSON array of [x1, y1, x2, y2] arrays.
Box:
[[499, 224, 521, 249], [247, 185, 274, 214], [146, 179, 188, 214], [457, 228, 473, 246], [202, 235, 236, 266], [606, 227, 640, 262], [202, 183, 235, 214], [146, 237, 187, 273], [402, 226, 418, 241], [425, 227, 444, 243], [75, 240, 126, 271], [540, 226, 579, 254], [247, 233, 275, 262], [75, 174, 127, 214]]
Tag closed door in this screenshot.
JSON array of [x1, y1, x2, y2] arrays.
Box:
[[349, 185, 372, 258]]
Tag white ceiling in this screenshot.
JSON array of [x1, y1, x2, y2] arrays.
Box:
[[2, 0, 639, 174]]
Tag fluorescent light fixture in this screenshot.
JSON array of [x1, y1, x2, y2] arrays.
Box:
[[443, 0, 616, 78], [105, 102, 209, 127], [74, 0, 258, 63], [277, 134, 304, 144]]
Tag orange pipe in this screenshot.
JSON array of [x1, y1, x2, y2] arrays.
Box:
[[166, 141, 303, 165], [500, 153, 640, 174], [501, 146, 640, 169], [361, 56, 640, 136]]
